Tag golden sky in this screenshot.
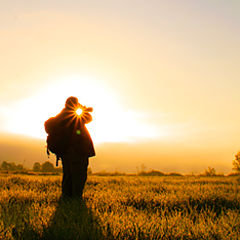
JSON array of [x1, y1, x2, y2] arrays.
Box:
[[0, 1, 240, 173]]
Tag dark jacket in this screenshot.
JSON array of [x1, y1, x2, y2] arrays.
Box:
[[55, 107, 95, 158]]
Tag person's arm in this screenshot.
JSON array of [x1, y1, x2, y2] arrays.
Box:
[[79, 105, 93, 124], [81, 111, 92, 124]]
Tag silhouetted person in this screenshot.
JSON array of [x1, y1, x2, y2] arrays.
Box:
[[45, 96, 95, 198]]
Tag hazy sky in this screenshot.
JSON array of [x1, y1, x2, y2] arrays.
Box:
[[0, 1, 239, 172]]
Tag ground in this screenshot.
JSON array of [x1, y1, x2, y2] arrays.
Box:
[[0, 174, 239, 239]]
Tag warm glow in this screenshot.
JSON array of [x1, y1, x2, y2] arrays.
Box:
[[76, 108, 82, 116], [4, 75, 162, 143], [0, 1, 238, 173]]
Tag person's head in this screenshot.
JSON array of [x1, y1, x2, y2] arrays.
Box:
[[65, 96, 79, 110]]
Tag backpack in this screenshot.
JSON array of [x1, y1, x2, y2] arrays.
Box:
[[44, 117, 70, 166]]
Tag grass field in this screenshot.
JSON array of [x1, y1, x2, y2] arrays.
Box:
[[0, 174, 239, 239]]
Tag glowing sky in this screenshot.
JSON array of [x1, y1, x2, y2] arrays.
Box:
[[0, 0, 240, 172]]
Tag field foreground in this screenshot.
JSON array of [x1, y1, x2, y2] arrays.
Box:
[[0, 175, 240, 239]]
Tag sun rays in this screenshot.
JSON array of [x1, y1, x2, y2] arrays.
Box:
[[2, 75, 162, 143]]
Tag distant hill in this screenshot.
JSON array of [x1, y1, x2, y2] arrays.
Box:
[[0, 133, 233, 173], [0, 133, 48, 168]]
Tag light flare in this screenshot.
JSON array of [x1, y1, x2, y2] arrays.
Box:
[[2, 75, 163, 143], [76, 108, 82, 116]]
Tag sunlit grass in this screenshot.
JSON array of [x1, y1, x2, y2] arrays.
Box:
[[0, 175, 239, 239]]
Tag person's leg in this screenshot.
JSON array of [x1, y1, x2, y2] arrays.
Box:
[[61, 156, 72, 198], [71, 156, 89, 198]]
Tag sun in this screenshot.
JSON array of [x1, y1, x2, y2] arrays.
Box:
[[5, 75, 160, 143], [76, 108, 82, 116]]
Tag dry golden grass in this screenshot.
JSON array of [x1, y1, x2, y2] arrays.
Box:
[[0, 174, 239, 239]]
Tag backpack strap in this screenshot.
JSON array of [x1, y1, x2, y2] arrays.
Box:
[[47, 148, 50, 157], [47, 146, 60, 167], [56, 155, 60, 167]]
